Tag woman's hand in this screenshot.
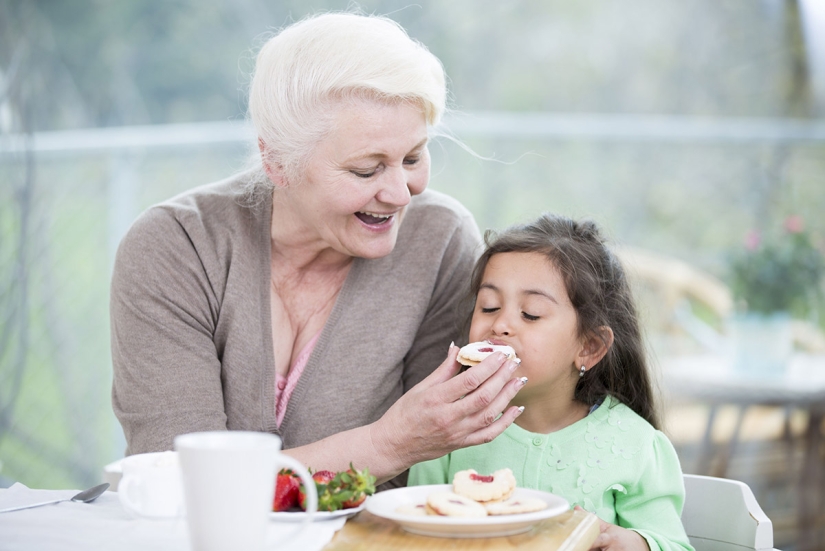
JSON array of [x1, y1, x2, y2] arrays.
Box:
[[369, 343, 526, 475], [575, 507, 649, 551]]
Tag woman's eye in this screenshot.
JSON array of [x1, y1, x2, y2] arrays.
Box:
[[403, 156, 419, 166], [480, 307, 499, 314], [351, 169, 376, 179], [522, 312, 540, 321]]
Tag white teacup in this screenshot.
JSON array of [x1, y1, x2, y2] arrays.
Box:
[[118, 451, 185, 519], [174, 431, 317, 551]]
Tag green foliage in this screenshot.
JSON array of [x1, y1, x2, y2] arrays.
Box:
[[0, 0, 812, 133], [729, 217, 825, 317], [0, 160, 115, 489]]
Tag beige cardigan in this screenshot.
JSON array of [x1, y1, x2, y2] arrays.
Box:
[[110, 173, 481, 470]]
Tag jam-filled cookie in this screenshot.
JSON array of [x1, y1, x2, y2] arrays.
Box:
[[452, 468, 517, 503], [457, 341, 518, 367], [426, 491, 488, 517], [484, 496, 548, 515]]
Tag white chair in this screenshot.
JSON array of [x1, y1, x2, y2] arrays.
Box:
[[682, 474, 779, 551]]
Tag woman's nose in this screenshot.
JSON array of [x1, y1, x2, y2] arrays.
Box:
[[376, 167, 412, 207]]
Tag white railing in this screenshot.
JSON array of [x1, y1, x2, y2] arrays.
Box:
[[2, 113, 825, 157]]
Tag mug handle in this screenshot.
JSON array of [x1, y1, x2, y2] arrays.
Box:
[[272, 455, 316, 544], [117, 474, 144, 517]]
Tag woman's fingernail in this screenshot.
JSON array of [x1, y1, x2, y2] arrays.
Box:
[[507, 360, 519, 372], [516, 406, 525, 415], [518, 376, 528, 386], [449, 341, 455, 352]]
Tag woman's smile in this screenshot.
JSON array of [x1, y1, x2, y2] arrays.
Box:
[[273, 98, 430, 260], [355, 210, 396, 229]]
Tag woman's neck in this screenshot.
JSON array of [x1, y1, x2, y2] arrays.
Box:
[[269, 195, 353, 276], [270, 239, 353, 279]]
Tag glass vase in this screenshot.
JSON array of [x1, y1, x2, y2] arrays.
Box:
[[728, 311, 793, 378]]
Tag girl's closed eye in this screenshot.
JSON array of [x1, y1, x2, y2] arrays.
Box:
[[522, 311, 540, 321], [480, 306, 500, 314]]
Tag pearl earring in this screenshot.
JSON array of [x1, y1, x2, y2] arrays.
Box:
[[579, 365, 586, 378]]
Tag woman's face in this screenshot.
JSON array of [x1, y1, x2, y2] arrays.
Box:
[[277, 98, 430, 260], [469, 252, 583, 402]]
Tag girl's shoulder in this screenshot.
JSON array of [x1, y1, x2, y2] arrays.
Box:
[[588, 396, 663, 447], [577, 398, 680, 477]]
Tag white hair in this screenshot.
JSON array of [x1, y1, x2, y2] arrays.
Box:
[[245, 12, 447, 196]]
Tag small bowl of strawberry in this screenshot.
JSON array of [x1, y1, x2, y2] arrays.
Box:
[[272, 463, 376, 520]]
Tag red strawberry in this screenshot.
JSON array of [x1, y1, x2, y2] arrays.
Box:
[[298, 470, 337, 511], [312, 470, 336, 484], [272, 469, 300, 512], [337, 464, 376, 509], [341, 493, 366, 509], [297, 465, 377, 512]]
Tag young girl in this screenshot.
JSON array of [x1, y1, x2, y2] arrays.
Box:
[[409, 214, 693, 551]]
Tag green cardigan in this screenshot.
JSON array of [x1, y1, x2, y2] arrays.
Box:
[[409, 397, 694, 551]]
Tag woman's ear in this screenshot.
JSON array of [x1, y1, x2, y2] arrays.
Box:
[[258, 138, 287, 188], [577, 326, 614, 371]]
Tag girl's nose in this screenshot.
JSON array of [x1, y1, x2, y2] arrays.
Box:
[[491, 313, 512, 336]]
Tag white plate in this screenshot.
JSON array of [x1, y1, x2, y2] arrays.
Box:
[[270, 500, 367, 522], [365, 484, 569, 538]]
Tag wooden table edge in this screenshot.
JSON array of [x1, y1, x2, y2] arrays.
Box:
[[324, 508, 600, 550]]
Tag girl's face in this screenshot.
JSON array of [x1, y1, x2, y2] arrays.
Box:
[[469, 251, 584, 403]]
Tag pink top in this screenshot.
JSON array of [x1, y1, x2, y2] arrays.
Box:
[[275, 331, 321, 427]]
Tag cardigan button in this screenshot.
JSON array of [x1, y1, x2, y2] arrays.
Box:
[[532, 437, 543, 446]]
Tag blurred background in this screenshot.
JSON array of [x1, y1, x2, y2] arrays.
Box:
[[1, 1, 824, 549]]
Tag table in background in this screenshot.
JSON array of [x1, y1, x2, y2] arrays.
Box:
[[324, 509, 600, 551], [661, 353, 825, 551]]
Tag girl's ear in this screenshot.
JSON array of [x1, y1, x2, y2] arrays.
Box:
[[577, 326, 614, 371], [258, 138, 288, 189]]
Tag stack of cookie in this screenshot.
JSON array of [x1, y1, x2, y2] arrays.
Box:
[[399, 468, 547, 517]]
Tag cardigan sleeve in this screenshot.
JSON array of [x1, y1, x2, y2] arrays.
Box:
[[408, 454, 451, 486], [615, 431, 694, 551], [111, 206, 228, 455], [400, 208, 481, 393]]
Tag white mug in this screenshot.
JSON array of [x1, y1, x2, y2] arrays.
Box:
[[118, 451, 185, 519], [174, 431, 317, 551]]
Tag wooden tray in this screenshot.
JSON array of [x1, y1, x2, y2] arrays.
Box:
[[324, 508, 600, 551]]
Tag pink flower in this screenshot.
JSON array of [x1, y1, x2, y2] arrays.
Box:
[[744, 230, 761, 251], [784, 215, 804, 234]]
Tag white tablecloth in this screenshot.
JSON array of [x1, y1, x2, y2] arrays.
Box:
[[0, 483, 345, 551]]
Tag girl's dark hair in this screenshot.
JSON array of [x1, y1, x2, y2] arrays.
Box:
[[468, 213, 660, 429]]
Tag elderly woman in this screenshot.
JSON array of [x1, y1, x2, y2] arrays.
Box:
[[111, 12, 524, 487]]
